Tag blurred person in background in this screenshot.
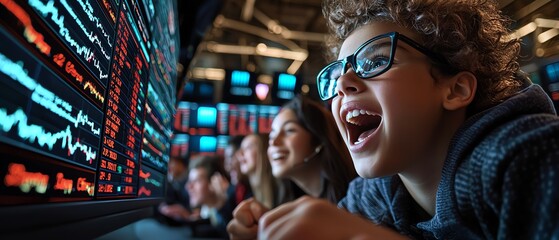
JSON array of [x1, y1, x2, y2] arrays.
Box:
[[186, 154, 236, 239], [227, 95, 356, 239], [158, 156, 197, 222], [133, 156, 196, 239], [236, 134, 290, 209], [224, 135, 252, 205]]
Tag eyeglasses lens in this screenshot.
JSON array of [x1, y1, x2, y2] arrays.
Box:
[[318, 36, 393, 100]]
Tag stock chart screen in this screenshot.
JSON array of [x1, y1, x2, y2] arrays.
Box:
[[218, 103, 259, 136], [0, 0, 178, 204], [170, 103, 280, 160], [174, 101, 217, 135]]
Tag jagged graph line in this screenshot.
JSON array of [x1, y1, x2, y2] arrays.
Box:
[[28, 0, 108, 80], [0, 51, 100, 164], [0, 53, 101, 135], [59, 0, 110, 60], [76, 0, 113, 47], [0, 108, 98, 163]]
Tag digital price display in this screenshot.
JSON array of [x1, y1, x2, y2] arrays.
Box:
[[0, 0, 178, 204], [96, 2, 149, 198]]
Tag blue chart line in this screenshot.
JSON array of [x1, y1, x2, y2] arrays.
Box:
[[59, 0, 110, 60], [141, 117, 168, 172], [146, 82, 173, 128], [0, 53, 101, 136], [27, 0, 111, 83], [0, 108, 97, 163], [0, 36, 103, 169]]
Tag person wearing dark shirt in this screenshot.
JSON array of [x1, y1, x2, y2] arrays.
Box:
[[156, 156, 195, 225], [252, 0, 559, 239], [186, 154, 236, 239], [133, 156, 196, 239]]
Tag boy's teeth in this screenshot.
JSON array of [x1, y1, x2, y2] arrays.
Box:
[[346, 109, 375, 123]]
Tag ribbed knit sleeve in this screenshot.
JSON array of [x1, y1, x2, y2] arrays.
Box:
[[338, 177, 388, 223], [339, 176, 434, 238], [455, 114, 559, 239]]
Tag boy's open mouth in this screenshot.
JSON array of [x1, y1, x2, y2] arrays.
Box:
[[344, 109, 382, 145]]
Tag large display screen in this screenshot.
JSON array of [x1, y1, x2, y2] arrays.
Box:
[[271, 72, 301, 105], [0, 0, 178, 236], [222, 69, 257, 104], [171, 102, 280, 160]]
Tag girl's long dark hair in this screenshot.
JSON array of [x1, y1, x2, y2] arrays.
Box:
[[282, 95, 356, 203]]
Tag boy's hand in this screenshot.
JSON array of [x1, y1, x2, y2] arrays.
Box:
[[227, 198, 269, 240], [258, 196, 409, 240]]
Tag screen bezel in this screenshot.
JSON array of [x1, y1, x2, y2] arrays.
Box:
[[0, 198, 160, 238]]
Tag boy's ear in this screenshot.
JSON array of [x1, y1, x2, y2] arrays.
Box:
[[442, 71, 477, 111]]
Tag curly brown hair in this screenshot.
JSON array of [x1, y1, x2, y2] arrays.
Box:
[[322, 0, 526, 114]]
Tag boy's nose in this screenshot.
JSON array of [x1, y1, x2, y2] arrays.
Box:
[[336, 68, 364, 98]]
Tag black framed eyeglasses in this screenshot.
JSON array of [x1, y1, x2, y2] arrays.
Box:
[[316, 31, 448, 100]]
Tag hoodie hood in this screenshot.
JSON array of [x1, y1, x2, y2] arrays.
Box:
[[418, 84, 556, 238]]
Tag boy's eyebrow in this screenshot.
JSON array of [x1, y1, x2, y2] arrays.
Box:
[[357, 40, 391, 53]]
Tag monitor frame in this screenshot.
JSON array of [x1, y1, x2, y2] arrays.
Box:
[[0, 198, 160, 238]]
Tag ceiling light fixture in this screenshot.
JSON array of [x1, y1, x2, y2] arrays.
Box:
[[241, 0, 255, 22], [510, 22, 537, 39], [205, 42, 308, 61], [538, 28, 559, 43], [191, 67, 226, 81], [534, 18, 559, 28]]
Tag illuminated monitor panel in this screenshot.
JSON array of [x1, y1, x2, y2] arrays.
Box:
[[174, 101, 217, 135], [222, 70, 257, 104], [189, 135, 218, 156], [0, 0, 179, 236], [174, 102, 191, 132], [175, 103, 278, 165], [217, 103, 279, 135], [0, 0, 107, 109], [0, 27, 103, 173], [272, 72, 301, 105], [138, 164, 165, 198], [545, 62, 559, 105], [258, 105, 280, 133], [26, 0, 113, 87], [216, 135, 229, 155], [181, 81, 215, 103], [142, 95, 171, 173], [96, 1, 150, 198], [170, 133, 189, 159], [227, 104, 258, 136], [217, 103, 230, 135], [0, 145, 96, 204]]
